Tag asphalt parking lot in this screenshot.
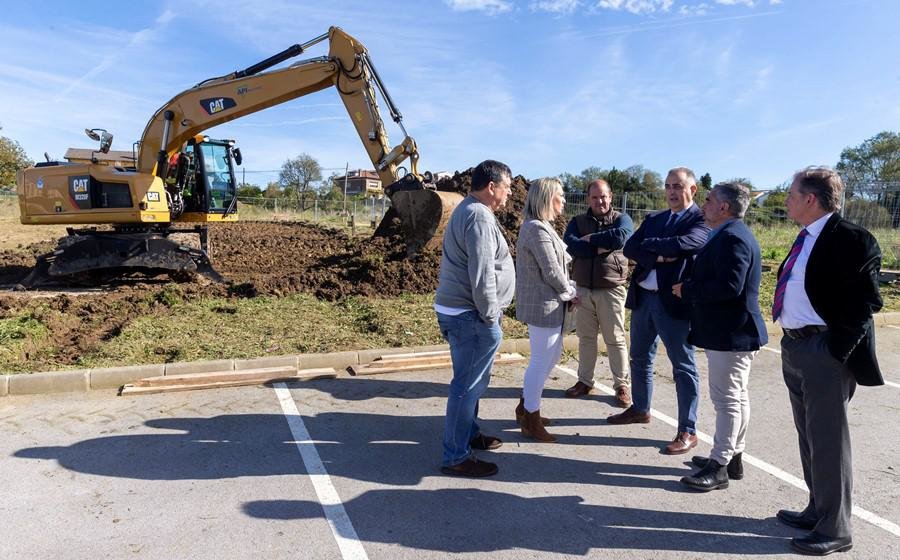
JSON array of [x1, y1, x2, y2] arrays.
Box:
[[1, 327, 898, 559]]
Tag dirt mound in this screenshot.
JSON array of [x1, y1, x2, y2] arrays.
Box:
[[0, 169, 572, 368], [210, 222, 441, 300], [436, 168, 567, 251]]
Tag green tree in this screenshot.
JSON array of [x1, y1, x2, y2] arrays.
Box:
[[236, 182, 263, 198], [836, 131, 900, 199], [279, 153, 322, 210], [699, 172, 712, 191], [263, 181, 282, 198], [0, 126, 33, 188]]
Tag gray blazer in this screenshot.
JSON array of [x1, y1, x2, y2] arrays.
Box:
[[515, 219, 572, 327]]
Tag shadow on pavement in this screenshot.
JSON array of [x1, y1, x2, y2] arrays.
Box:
[[13, 407, 680, 489], [243, 488, 794, 555]]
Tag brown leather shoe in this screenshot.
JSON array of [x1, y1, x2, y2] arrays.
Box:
[[606, 406, 651, 425], [515, 398, 551, 426], [615, 386, 632, 408], [665, 432, 698, 455], [440, 457, 498, 478], [564, 381, 595, 398]]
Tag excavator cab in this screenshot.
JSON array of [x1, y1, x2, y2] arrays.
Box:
[[166, 136, 240, 221]]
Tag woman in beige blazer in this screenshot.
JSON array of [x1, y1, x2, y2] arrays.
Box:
[[515, 177, 577, 442]]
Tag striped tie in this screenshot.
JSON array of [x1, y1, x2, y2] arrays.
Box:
[[772, 229, 809, 321]]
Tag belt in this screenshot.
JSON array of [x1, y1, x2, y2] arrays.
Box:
[[782, 325, 829, 340]]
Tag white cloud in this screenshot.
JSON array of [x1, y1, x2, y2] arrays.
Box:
[[595, 0, 674, 15], [530, 0, 581, 14], [715, 0, 755, 6], [444, 0, 514, 15], [679, 3, 711, 16]]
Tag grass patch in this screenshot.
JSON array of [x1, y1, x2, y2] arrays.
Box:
[[70, 293, 528, 371]]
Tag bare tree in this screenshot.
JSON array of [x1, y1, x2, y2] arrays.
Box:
[[279, 153, 322, 210]]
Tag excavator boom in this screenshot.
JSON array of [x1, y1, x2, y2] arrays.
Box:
[[17, 26, 460, 287]]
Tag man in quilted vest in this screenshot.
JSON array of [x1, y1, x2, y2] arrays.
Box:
[[562, 179, 634, 407]]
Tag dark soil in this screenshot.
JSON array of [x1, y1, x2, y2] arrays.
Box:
[[0, 168, 559, 368]]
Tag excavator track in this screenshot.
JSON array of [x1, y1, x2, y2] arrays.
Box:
[[18, 228, 224, 289]]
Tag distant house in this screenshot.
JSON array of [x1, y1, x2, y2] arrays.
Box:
[[333, 169, 382, 195], [751, 190, 771, 206]]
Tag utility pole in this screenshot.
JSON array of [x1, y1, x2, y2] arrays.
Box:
[[342, 162, 349, 214]]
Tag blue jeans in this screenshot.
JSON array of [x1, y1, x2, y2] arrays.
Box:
[[437, 310, 503, 466], [629, 290, 699, 434]]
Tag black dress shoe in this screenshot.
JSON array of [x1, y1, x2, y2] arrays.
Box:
[[681, 460, 729, 491], [469, 433, 502, 450], [777, 509, 818, 531], [691, 452, 744, 480], [440, 457, 498, 478], [790, 531, 852, 556]]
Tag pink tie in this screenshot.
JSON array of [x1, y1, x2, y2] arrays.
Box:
[[772, 229, 809, 321]]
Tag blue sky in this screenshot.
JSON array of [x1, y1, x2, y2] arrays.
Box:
[[2, 0, 898, 189]]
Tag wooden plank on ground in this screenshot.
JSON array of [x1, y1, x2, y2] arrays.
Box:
[[120, 368, 336, 395], [374, 350, 451, 361], [135, 366, 299, 387], [349, 352, 525, 376]]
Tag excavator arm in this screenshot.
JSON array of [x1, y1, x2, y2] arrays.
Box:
[[138, 27, 418, 189]]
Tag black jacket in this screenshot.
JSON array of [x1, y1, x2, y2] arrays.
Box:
[[778, 213, 883, 385]]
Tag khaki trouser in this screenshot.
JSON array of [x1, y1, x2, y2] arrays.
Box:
[[575, 285, 630, 389], [705, 350, 756, 466]]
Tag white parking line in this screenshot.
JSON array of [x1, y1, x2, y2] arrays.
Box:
[[763, 346, 900, 388], [274, 383, 369, 560], [553, 364, 900, 537], [886, 325, 900, 330]]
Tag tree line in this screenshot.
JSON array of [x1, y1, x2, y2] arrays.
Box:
[[3, 126, 899, 227]]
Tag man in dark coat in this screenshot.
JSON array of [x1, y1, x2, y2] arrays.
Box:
[[607, 167, 710, 456], [673, 182, 767, 491], [773, 166, 882, 556]]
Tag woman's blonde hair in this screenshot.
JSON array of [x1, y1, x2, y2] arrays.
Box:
[[524, 177, 564, 222]]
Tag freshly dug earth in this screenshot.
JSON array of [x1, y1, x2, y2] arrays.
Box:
[[0, 168, 550, 369]]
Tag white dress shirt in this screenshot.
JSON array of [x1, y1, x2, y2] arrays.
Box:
[[778, 212, 832, 329]]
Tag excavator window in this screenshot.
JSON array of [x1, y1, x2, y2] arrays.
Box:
[[197, 141, 237, 213]]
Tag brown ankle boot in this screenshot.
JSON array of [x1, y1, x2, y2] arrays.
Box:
[[515, 398, 551, 426], [520, 409, 557, 442]]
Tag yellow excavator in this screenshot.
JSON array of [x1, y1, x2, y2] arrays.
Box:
[[16, 26, 461, 287]]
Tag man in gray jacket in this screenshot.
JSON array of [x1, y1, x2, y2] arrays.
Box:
[[435, 159, 515, 478]]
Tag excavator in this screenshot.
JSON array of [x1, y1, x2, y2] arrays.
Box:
[[16, 26, 461, 287]]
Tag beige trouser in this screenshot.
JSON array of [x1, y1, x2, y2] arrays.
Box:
[[575, 285, 630, 389], [705, 349, 757, 465]]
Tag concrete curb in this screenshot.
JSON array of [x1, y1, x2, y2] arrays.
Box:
[[3, 311, 899, 397]]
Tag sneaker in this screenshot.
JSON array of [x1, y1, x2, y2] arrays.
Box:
[[440, 457, 499, 478]]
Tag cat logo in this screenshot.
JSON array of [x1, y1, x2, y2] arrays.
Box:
[[200, 97, 237, 116]]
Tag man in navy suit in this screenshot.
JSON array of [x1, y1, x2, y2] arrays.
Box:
[[672, 182, 767, 491], [607, 167, 709, 455], [773, 167, 882, 556]]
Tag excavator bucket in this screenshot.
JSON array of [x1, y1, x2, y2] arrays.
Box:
[[388, 186, 463, 256]]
